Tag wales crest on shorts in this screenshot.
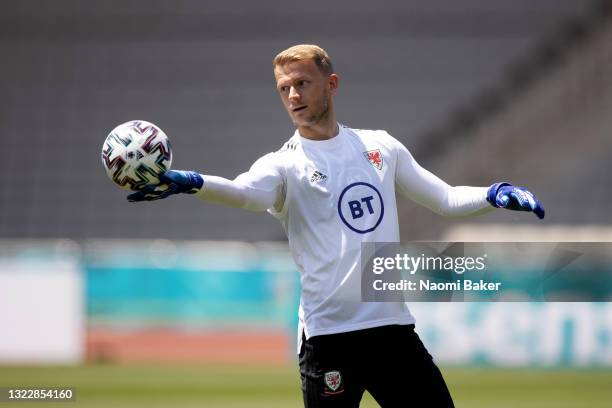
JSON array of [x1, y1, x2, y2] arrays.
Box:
[[324, 370, 343, 394]]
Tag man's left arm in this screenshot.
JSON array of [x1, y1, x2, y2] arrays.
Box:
[[391, 136, 545, 219]]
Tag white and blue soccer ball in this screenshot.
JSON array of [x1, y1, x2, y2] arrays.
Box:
[[101, 120, 173, 190]]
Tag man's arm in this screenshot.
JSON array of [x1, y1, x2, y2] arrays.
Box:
[[392, 137, 544, 219], [195, 171, 284, 212], [127, 153, 285, 213]]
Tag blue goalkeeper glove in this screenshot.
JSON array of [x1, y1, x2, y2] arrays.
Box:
[[487, 182, 545, 219], [127, 170, 203, 202]]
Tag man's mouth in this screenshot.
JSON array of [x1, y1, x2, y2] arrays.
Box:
[[292, 106, 307, 112]]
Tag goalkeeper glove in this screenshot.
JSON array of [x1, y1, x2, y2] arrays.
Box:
[[487, 182, 545, 219], [127, 170, 203, 202]]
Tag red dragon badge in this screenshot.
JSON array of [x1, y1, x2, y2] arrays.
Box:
[[364, 149, 383, 170]]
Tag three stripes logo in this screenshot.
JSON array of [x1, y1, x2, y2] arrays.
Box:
[[311, 170, 328, 183]]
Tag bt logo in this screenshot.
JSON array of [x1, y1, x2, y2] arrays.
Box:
[[337, 182, 384, 234], [347, 196, 375, 219]]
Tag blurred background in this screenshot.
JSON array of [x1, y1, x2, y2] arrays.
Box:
[[1, 0, 611, 407]]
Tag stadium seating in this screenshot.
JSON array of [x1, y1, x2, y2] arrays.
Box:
[[0, 0, 598, 240]]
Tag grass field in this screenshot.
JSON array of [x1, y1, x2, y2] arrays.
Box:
[[1, 364, 611, 408]]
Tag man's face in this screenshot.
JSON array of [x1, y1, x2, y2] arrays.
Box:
[[274, 59, 338, 129]]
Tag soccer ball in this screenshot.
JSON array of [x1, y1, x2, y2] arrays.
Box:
[[101, 120, 173, 191]]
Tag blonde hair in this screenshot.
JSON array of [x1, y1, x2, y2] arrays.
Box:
[[273, 44, 334, 75]]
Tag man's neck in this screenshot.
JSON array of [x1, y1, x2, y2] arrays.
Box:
[[298, 119, 339, 141]]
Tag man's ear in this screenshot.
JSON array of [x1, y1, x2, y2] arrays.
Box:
[[328, 74, 339, 95]]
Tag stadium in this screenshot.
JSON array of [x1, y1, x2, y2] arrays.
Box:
[[1, 0, 612, 406]]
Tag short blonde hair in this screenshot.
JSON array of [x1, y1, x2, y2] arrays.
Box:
[[273, 44, 334, 76]]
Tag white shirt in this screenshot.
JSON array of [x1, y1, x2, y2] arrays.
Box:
[[197, 125, 491, 348]]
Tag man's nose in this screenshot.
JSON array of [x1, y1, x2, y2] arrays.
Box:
[[288, 86, 300, 101]]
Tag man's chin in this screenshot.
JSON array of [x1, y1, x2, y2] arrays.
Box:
[[292, 118, 314, 128], [292, 114, 323, 127]]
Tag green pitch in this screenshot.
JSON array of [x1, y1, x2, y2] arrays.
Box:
[[0, 365, 610, 408]]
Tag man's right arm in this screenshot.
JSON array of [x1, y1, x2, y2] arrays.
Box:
[[127, 153, 286, 213]]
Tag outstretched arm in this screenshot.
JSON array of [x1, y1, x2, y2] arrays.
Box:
[[127, 153, 285, 213], [395, 146, 491, 216], [393, 138, 544, 219], [195, 173, 284, 212]]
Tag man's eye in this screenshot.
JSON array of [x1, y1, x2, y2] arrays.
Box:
[[280, 86, 288, 92]]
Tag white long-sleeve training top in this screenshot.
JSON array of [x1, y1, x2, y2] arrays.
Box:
[[196, 124, 492, 349]]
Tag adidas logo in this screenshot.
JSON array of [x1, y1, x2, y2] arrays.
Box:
[[311, 170, 328, 183]]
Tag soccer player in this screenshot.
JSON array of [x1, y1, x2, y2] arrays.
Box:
[[128, 44, 545, 407]]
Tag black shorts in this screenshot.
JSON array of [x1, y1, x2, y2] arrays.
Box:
[[299, 324, 454, 408]]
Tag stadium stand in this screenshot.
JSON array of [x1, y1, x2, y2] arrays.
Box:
[[400, 1, 612, 239], [0, 0, 600, 240]]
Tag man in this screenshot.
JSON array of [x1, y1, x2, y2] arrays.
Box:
[[129, 44, 544, 407]]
